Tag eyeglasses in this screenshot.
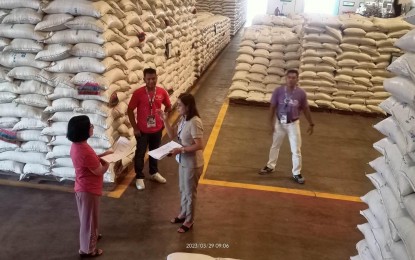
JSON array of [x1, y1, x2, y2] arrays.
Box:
[[90, 124, 94, 129]]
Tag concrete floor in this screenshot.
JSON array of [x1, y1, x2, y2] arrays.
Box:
[[0, 30, 382, 260]]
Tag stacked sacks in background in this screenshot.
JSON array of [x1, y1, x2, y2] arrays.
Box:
[[333, 14, 413, 114], [222, 0, 247, 36], [350, 23, 415, 260], [0, 0, 50, 178], [336, 14, 379, 113], [194, 12, 231, 77], [228, 24, 301, 103], [299, 15, 342, 109], [37, 0, 136, 182], [156, 0, 197, 106], [193, 0, 247, 36], [195, 1, 210, 12], [0, 0, 199, 183], [368, 17, 413, 111]]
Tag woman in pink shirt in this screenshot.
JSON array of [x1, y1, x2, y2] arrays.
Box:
[[67, 115, 110, 258]]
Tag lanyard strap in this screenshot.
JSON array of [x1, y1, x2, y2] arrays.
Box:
[[178, 117, 186, 140], [146, 87, 156, 115]]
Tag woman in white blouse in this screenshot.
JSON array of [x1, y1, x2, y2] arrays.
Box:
[[158, 93, 204, 233]]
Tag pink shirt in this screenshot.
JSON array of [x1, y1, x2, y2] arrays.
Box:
[[70, 142, 103, 196]]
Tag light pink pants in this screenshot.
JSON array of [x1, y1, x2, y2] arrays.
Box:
[[75, 192, 100, 254]]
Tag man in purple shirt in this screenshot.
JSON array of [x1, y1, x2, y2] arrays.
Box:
[[259, 69, 315, 184]]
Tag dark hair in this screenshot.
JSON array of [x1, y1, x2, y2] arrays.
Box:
[[67, 115, 91, 142], [143, 68, 157, 77], [179, 93, 200, 121], [286, 69, 299, 77]]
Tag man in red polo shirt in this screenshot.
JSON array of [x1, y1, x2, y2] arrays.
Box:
[[127, 68, 172, 190]]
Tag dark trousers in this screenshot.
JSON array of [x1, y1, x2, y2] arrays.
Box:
[[134, 130, 162, 179]]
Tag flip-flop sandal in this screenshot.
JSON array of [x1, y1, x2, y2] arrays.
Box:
[[178, 224, 193, 233], [79, 248, 103, 258], [171, 217, 185, 224]]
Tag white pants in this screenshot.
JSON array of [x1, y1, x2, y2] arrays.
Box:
[[266, 120, 302, 176]]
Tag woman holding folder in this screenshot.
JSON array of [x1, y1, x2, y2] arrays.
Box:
[[158, 93, 204, 233], [67, 115, 112, 257]]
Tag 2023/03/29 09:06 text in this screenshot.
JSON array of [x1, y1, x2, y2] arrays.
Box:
[[186, 243, 230, 249]]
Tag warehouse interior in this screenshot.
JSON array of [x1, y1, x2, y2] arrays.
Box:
[[0, 0, 415, 260]]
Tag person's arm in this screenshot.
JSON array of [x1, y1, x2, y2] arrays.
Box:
[[127, 108, 140, 136], [127, 93, 141, 136], [84, 153, 109, 176], [97, 150, 113, 157], [163, 89, 172, 114], [89, 159, 109, 176], [301, 95, 314, 135], [270, 104, 277, 133], [158, 110, 176, 139], [269, 90, 278, 133]]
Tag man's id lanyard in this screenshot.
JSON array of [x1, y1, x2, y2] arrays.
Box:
[[280, 86, 296, 124], [146, 87, 156, 128]]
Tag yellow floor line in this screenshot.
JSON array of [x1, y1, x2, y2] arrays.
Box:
[[199, 179, 362, 202], [199, 99, 362, 203], [201, 100, 230, 180]]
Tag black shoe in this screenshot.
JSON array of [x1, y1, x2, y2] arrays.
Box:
[[259, 166, 274, 175], [293, 174, 305, 184]]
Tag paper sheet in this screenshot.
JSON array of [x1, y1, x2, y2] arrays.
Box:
[[148, 141, 182, 160], [101, 137, 134, 163]]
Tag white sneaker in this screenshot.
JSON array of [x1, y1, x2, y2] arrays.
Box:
[[150, 172, 166, 184], [136, 179, 145, 190]]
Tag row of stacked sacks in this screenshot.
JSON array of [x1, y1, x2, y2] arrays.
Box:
[[228, 24, 301, 103], [299, 15, 345, 110], [193, 12, 231, 77], [350, 22, 415, 260], [223, 0, 247, 36], [251, 14, 304, 35], [0, 0, 142, 182], [0, 0, 198, 182], [301, 14, 414, 114], [195, 0, 247, 36]]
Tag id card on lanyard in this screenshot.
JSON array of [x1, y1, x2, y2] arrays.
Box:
[[146, 88, 156, 128], [280, 86, 295, 124], [176, 118, 186, 163]]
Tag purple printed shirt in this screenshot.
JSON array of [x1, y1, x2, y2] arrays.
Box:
[[270, 85, 308, 122]]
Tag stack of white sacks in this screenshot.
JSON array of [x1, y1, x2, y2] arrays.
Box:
[[222, 0, 247, 36], [0, 0, 198, 183], [194, 12, 231, 77], [299, 15, 342, 109], [194, 0, 247, 36], [0, 0, 52, 178], [350, 24, 415, 260], [335, 15, 412, 114], [195, 1, 210, 12], [154, 0, 197, 106], [228, 22, 301, 103]]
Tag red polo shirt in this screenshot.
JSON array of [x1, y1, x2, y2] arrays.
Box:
[[128, 85, 171, 134]]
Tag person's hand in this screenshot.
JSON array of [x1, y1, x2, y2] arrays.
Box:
[[98, 150, 113, 157], [113, 160, 123, 173], [170, 148, 182, 156], [157, 109, 167, 121], [134, 129, 141, 137], [307, 124, 314, 135], [100, 158, 109, 167]]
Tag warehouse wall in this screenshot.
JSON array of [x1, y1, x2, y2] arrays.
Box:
[[266, 0, 305, 15], [338, 0, 359, 15]]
